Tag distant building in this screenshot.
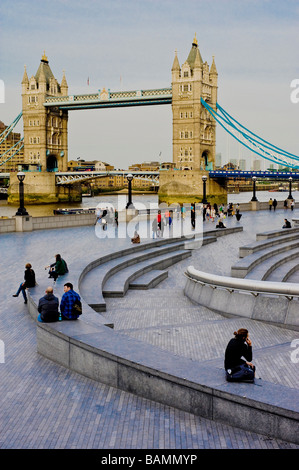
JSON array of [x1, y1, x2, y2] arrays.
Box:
[[252, 159, 261, 171], [215, 153, 222, 168], [0, 120, 24, 171]]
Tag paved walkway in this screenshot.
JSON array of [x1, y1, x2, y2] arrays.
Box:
[[0, 207, 298, 449]]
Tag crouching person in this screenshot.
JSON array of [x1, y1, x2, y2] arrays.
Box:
[[37, 286, 59, 323]]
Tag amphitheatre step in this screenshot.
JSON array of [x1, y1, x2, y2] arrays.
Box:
[[245, 248, 299, 281], [231, 238, 299, 278], [129, 269, 168, 289], [256, 226, 299, 240], [239, 232, 299, 258], [102, 250, 192, 297], [261, 255, 299, 283], [81, 239, 196, 311]]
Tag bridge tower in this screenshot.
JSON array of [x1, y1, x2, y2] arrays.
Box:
[[171, 34, 218, 171], [21, 52, 68, 172], [159, 36, 226, 203]]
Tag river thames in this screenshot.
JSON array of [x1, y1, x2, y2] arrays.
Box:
[[0, 190, 296, 218]]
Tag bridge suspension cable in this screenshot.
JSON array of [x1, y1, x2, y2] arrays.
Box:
[[201, 99, 299, 170], [0, 138, 24, 167], [0, 112, 24, 167], [0, 112, 23, 146]]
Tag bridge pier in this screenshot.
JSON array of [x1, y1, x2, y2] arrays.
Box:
[[158, 170, 227, 205], [7, 172, 81, 205]]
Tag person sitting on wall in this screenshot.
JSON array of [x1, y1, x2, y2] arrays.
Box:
[[45, 254, 68, 281], [13, 263, 36, 304], [224, 328, 255, 383], [37, 286, 59, 323], [282, 219, 291, 229], [216, 220, 226, 229]]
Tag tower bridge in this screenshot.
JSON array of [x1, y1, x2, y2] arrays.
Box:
[[2, 36, 299, 205]]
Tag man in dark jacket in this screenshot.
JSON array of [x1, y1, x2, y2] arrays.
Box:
[[37, 286, 59, 323]]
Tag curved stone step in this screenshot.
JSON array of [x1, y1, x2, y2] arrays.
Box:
[[239, 232, 299, 258], [245, 248, 299, 281], [129, 270, 168, 289], [231, 239, 299, 278], [102, 250, 191, 297]]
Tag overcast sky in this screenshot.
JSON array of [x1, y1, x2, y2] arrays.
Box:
[[1, 0, 298, 169]]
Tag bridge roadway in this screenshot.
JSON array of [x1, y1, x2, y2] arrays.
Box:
[[0, 209, 298, 449], [2, 169, 299, 186]]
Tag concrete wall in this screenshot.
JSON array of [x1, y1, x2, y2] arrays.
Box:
[[26, 286, 299, 445], [184, 275, 299, 331]]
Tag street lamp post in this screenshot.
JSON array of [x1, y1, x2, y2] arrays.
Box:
[[288, 177, 293, 200], [202, 175, 208, 204], [126, 173, 134, 209], [251, 176, 258, 201], [15, 172, 29, 216]]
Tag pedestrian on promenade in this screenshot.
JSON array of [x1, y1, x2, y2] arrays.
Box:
[[269, 198, 273, 210], [191, 205, 196, 229], [291, 199, 295, 211], [282, 219, 292, 229], [131, 230, 140, 244], [60, 282, 82, 320], [273, 199, 277, 211], [13, 263, 36, 304], [203, 205, 207, 221], [224, 328, 255, 382], [152, 218, 158, 238], [284, 199, 288, 210], [45, 254, 68, 281], [37, 286, 59, 323]]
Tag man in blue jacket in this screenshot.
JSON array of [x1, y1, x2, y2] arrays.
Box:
[[60, 282, 81, 320]]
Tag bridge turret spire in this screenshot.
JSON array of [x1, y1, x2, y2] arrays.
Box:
[[171, 49, 180, 71], [21, 65, 29, 85]]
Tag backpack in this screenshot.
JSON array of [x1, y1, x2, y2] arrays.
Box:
[[72, 298, 82, 316]]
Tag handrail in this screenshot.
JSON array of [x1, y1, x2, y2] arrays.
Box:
[[185, 266, 299, 300]]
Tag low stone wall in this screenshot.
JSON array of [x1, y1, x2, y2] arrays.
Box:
[[184, 267, 299, 331], [26, 286, 299, 445], [0, 217, 16, 233]]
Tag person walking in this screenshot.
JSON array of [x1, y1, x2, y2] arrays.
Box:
[[13, 263, 36, 304], [60, 282, 82, 320], [224, 328, 255, 382], [268, 198, 273, 210], [273, 199, 277, 211], [37, 286, 59, 323]]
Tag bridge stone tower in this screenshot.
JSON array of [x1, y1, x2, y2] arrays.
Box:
[[159, 35, 226, 204], [8, 53, 80, 205], [21, 52, 68, 172], [171, 34, 218, 171]]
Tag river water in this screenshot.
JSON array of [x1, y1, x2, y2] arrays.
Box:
[[0, 190, 296, 218]]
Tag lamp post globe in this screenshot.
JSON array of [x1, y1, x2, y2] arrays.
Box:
[[288, 177, 293, 200], [202, 175, 208, 204], [126, 173, 134, 209], [251, 176, 258, 202]]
